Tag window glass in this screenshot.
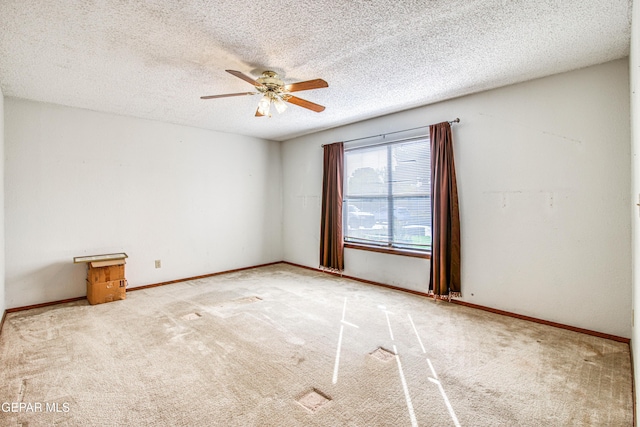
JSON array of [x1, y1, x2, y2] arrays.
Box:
[[344, 138, 431, 252]]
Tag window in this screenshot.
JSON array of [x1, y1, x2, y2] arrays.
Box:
[[343, 137, 431, 252]]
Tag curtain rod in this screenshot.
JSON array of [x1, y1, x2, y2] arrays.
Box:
[[321, 118, 460, 147]]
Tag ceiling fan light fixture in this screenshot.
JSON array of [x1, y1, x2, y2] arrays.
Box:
[[257, 95, 271, 116], [273, 96, 288, 114]]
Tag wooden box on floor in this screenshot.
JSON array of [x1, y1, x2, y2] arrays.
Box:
[[86, 259, 127, 305]]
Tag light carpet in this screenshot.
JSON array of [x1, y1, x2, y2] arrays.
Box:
[[0, 263, 633, 426]]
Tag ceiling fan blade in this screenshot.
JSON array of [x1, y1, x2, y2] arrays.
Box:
[[286, 95, 325, 112], [284, 79, 329, 93], [200, 92, 256, 99], [226, 70, 262, 87]]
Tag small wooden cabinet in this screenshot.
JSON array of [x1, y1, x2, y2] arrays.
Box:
[[74, 253, 128, 305]]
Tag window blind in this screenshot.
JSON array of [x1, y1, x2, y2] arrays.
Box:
[[343, 137, 431, 251]]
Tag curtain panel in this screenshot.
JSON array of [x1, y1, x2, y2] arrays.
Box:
[[429, 122, 461, 299], [320, 142, 345, 271]]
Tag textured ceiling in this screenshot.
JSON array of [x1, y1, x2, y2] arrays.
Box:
[[0, 0, 632, 141]]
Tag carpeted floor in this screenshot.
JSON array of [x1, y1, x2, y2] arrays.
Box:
[[0, 263, 633, 426]]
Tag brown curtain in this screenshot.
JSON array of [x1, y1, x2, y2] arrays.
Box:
[[320, 142, 344, 271], [430, 122, 461, 299]]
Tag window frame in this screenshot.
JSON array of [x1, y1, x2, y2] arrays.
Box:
[[342, 136, 432, 257]]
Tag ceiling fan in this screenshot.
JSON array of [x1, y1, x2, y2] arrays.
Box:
[[201, 70, 328, 117]]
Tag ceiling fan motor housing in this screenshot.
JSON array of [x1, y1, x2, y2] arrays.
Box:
[[257, 71, 285, 93]]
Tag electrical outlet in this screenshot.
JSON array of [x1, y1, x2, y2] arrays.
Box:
[[155, 260, 161, 269]]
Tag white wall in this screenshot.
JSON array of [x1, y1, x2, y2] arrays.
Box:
[[4, 99, 282, 308], [630, 0, 640, 419], [282, 59, 631, 338]]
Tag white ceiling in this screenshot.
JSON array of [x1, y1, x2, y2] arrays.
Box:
[[0, 0, 632, 141]]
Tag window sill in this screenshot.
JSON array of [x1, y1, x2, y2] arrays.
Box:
[[344, 243, 431, 259]]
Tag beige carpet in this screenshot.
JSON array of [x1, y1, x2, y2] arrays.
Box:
[[0, 263, 633, 426]]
